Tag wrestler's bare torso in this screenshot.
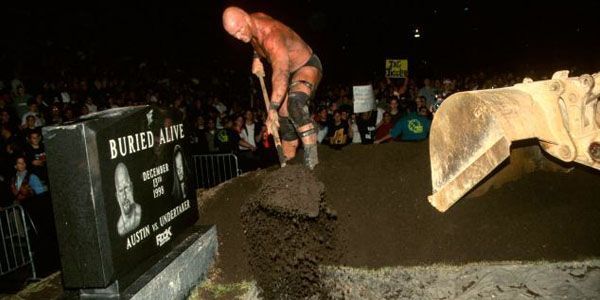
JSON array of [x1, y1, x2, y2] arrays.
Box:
[[224, 8, 321, 159], [249, 13, 312, 72], [248, 12, 321, 114]]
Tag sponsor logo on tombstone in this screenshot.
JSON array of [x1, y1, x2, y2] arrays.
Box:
[[156, 226, 172, 247]]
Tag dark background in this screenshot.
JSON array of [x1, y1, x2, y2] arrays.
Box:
[[1, 0, 599, 84]]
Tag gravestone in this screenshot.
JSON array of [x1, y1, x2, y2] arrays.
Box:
[[43, 106, 215, 298]]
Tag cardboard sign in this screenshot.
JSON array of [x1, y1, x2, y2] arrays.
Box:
[[353, 85, 375, 113], [44, 106, 198, 289], [385, 59, 408, 78]]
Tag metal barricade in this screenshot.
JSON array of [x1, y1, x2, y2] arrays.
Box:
[[193, 153, 242, 189], [0, 204, 38, 280]]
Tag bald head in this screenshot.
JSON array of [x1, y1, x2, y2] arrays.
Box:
[[223, 6, 252, 43], [115, 163, 131, 187], [115, 163, 135, 215]]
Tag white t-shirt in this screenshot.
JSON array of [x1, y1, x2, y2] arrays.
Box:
[[239, 123, 256, 150], [86, 103, 98, 113], [21, 112, 44, 127], [61, 92, 71, 103], [213, 102, 227, 114], [351, 122, 361, 144], [376, 107, 385, 126]]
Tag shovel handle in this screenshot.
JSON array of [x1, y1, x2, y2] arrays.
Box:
[[256, 74, 286, 167]]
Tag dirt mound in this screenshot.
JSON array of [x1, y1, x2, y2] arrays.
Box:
[[200, 142, 600, 293], [241, 164, 340, 299], [256, 164, 323, 218]]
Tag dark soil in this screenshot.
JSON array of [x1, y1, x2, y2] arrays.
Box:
[[240, 164, 339, 299], [254, 165, 323, 218], [199, 142, 600, 295]]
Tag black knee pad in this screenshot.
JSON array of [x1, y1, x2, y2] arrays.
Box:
[[287, 91, 312, 127], [278, 117, 298, 141]]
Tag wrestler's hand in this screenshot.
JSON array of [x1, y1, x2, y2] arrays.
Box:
[[252, 58, 265, 77], [266, 109, 280, 135]]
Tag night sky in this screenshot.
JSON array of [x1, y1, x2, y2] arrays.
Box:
[[2, 1, 599, 82]]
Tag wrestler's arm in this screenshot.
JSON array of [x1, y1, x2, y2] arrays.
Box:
[[251, 52, 265, 77], [264, 35, 290, 107]]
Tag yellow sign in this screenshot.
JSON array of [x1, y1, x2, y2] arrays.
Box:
[[385, 59, 408, 78]]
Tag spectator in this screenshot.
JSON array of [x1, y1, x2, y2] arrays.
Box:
[[387, 97, 403, 126], [256, 123, 279, 168], [63, 105, 76, 122], [415, 96, 428, 112], [24, 131, 48, 184], [204, 118, 219, 153], [59, 84, 72, 105], [85, 96, 98, 113], [46, 103, 64, 125], [1, 126, 22, 178], [22, 114, 40, 137], [215, 117, 239, 153], [356, 111, 378, 144], [211, 96, 228, 115], [375, 112, 393, 142], [374, 106, 432, 143], [191, 115, 208, 154], [326, 110, 350, 148], [314, 106, 329, 144], [440, 79, 456, 99], [171, 95, 186, 120], [237, 110, 260, 172], [80, 104, 90, 116], [9, 156, 47, 204], [418, 78, 437, 110], [232, 114, 244, 134], [1, 109, 18, 132], [33, 94, 50, 115], [350, 114, 361, 144], [239, 110, 260, 151], [12, 86, 33, 119]]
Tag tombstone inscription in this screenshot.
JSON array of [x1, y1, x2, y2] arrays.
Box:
[[43, 106, 199, 293]]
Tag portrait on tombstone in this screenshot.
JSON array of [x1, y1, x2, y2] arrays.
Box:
[[171, 145, 187, 201], [115, 162, 142, 236]]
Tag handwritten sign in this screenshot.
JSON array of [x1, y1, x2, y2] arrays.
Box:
[[385, 59, 408, 78], [353, 85, 375, 113]]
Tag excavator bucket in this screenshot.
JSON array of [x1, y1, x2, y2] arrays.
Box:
[[463, 144, 571, 199], [429, 71, 600, 212]]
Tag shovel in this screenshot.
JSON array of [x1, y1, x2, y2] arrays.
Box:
[[256, 74, 287, 167]]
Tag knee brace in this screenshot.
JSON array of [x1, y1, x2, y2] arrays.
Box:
[[288, 91, 317, 138], [288, 91, 312, 127], [278, 117, 298, 141]]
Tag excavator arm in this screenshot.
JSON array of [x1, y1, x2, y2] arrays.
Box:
[[429, 71, 600, 212]]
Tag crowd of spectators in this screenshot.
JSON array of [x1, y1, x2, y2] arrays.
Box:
[[0, 53, 535, 210], [0, 45, 549, 279]]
